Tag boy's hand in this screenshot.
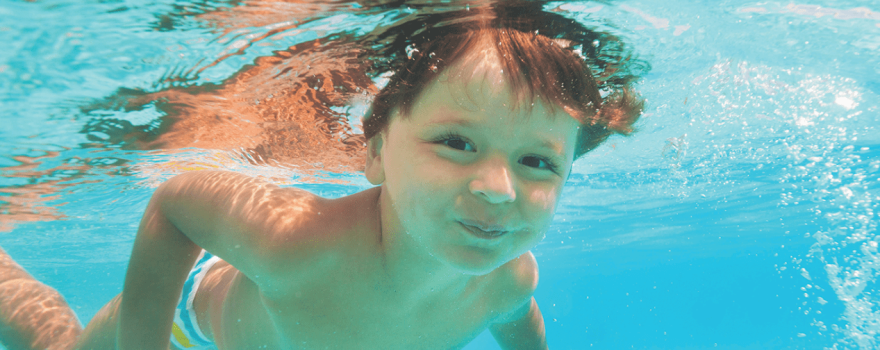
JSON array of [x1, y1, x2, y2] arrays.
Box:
[[489, 297, 549, 350]]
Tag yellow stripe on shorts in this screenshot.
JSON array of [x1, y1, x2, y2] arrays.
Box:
[[172, 323, 196, 348]]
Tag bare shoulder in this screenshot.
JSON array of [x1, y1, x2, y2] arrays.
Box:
[[161, 170, 321, 220], [160, 170, 324, 237], [156, 171, 382, 298], [495, 251, 539, 295], [157, 171, 341, 291], [485, 251, 539, 320]]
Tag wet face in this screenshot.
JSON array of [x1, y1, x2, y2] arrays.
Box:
[[367, 50, 580, 275]]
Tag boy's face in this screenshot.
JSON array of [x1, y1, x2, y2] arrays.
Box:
[[369, 50, 580, 275]]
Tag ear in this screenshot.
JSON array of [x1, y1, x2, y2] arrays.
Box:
[[364, 133, 385, 185]]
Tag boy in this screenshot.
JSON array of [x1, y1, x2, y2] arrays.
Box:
[[0, 2, 643, 349]]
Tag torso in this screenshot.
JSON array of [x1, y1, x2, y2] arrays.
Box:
[[190, 188, 527, 350]]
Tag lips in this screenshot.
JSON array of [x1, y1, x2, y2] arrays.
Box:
[[458, 219, 510, 239]]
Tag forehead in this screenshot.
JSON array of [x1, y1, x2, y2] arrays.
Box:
[[400, 52, 580, 154], [410, 48, 569, 125]]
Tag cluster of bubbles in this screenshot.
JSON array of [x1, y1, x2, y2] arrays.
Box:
[[691, 58, 879, 348], [784, 94, 879, 348]]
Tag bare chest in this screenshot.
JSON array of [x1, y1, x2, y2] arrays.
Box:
[[218, 271, 501, 350], [286, 279, 494, 349]]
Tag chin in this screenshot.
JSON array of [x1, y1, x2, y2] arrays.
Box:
[[442, 246, 510, 276]]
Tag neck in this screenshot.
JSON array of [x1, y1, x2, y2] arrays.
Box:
[[373, 187, 475, 303]]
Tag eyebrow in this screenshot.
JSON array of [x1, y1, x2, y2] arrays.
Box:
[[537, 139, 566, 155], [424, 116, 476, 128]]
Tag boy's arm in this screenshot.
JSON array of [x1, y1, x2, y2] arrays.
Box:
[[117, 171, 321, 350], [117, 190, 201, 350], [489, 297, 549, 350]]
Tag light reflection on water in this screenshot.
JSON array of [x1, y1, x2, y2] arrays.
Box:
[[1, 0, 879, 349]]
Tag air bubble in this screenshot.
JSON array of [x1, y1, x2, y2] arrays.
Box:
[[405, 44, 419, 59]]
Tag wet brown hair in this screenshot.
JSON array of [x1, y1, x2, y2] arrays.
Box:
[[360, 1, 646, 158]]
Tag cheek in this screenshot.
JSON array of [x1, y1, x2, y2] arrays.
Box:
[[384, 158, 448, 228], [526, 186, 560, 212]]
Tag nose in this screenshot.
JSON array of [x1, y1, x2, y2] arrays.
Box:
[[469, 157, 516, 204]]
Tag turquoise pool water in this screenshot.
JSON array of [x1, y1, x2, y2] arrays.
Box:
[[1, 0, 879, 349]]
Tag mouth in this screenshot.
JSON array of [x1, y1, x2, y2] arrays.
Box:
[[458, 220, 510, 240]]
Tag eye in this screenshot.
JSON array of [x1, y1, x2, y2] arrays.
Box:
[[520, 156, 558, 172], [435, 132, 476, 152], [444, 138, 474, 152]]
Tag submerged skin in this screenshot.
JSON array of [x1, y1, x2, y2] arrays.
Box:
[[72, 48, 579, 350]]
